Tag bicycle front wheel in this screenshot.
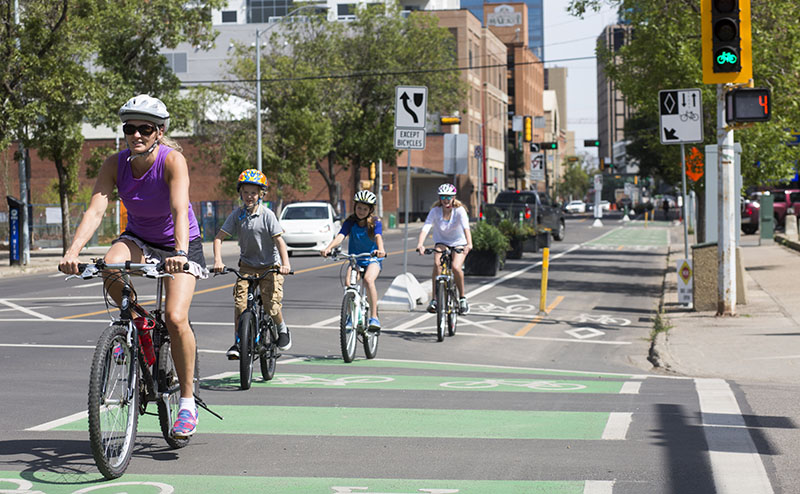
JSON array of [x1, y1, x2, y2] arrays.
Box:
[[88, 323, 139, 480], [156, 328, 199, 449], [363, 301, 379, 359], [447, 285, 458, 337], [436, 281, 447, 342], [340, 291, 358, 363], [238, 311, 256, 390], [259, 317, 277, 381]]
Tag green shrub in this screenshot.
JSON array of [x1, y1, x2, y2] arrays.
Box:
[[497, 219, 528, 241], [472, 221, 510, 256]]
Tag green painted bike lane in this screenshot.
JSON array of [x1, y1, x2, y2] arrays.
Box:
[[0, 471, 609, 493], [586, 227, 669, 247]]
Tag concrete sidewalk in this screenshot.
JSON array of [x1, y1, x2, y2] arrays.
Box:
[[653, 230, 800, 385]]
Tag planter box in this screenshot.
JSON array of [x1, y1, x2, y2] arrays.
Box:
[[523, 236, 538, 253], [506, 237, 525, 259], [464, 250, 502, 276]]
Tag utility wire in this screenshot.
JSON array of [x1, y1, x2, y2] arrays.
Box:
[[179, 55, 596, 86]]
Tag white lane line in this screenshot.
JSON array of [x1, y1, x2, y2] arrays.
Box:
[[0, 299, 54, 320], [696, 378, 774, 494], [619, 381, 642, 394], [312, 314, 342, 327], [602, 412, 632, 440], [26, 410, 88, 432], [584, 480, 615, 494]]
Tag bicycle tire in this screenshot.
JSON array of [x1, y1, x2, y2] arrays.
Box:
[[436, 281, 446, 342], [238, 311, 256, 390], [156, 328, 199, 449], [362, 300, 379, 359], [259, 317, 277, 381], [340, 291, 358, 362], [447, 285, 458, 337], [88, 323, 139, 480]]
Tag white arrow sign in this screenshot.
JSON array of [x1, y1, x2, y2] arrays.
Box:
[[659, 88, 703, 145], [395, 86, 428, 129]]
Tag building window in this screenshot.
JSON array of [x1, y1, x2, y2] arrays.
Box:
[[221, 10, 237, 23], [163, 53, 187, 73]]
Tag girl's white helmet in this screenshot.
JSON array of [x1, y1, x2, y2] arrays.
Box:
[[438, 183, 457, 196], [119, 94, 170, 132], [354, 190, 377, 205]]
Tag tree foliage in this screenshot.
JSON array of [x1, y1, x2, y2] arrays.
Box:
[[212, 2, 466, 206], [568, 0, 800, 190]]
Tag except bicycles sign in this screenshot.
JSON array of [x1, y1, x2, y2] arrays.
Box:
[[659, 88, 703, 145]]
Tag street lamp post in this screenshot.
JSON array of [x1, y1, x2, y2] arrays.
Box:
[[256, 4, 328, 172]]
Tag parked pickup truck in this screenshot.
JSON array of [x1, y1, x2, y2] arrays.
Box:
[[769, 189, 800, 228], [483, 190, 566, 241]]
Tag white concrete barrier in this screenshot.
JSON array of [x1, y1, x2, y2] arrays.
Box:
[[378, 272, 429, 311]]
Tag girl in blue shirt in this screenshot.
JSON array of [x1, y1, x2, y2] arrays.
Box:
[[321, 190, 386, 331]]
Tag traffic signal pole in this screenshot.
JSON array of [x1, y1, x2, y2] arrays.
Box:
[[717, 84, 736, 315]]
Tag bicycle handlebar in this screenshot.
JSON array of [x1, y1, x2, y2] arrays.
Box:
[[326, 248, 384, 261], [217, 266, 294, 281], [423, 246, 464, 255], [60, 260, 191, 280]]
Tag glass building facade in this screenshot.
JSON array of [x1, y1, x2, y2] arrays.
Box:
[[460, 0, 544, 60]]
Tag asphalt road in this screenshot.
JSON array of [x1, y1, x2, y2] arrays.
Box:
[[0, 214, 782, 493]]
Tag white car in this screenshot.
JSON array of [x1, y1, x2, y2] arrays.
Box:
[[564, 200, 586, 214], [279, 202, 341, 255]]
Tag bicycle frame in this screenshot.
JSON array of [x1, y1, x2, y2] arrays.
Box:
[[328, 250, 380, 362], [425, 246, 463, 341]]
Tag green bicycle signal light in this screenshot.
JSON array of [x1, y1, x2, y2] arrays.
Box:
[[583, 139, 600, 147]]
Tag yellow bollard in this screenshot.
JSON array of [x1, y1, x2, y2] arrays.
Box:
[[645, 210, 649, 228], [539, 245, 550, 315]]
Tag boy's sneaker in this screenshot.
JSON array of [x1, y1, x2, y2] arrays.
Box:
[[277, 329, 292, 351], [427, 299, 437, 313], [458, 297, 470, 315], [368, 317, 381, 333], [226, 344, 240, 360], [172, 408, 197, 438]]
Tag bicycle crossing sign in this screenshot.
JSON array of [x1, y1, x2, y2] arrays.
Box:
[[659, 88, 703, 145]]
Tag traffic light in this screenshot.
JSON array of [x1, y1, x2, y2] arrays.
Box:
[[523, 116, 532, 142], [583, 139, 600, 147], [725, 87, 771, 123], [539, 142, 558, 150], [369, 162, 376, 180], [440, 116, 461, 125], [702, 0, 752, 84]]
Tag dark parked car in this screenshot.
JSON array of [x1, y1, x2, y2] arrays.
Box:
[[741, 197, 759, 235], [489, 190, 565, 241]]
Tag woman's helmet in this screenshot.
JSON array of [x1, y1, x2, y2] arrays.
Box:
[[438, 183, 457, 196], [354, 190, 377, 205], [119, 94, 170, 132], [237, 169, 269, 190]]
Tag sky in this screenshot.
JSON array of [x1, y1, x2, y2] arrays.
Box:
[[542, 1, 620, 158]]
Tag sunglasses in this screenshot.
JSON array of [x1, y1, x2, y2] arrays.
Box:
[[439, 195, 455, 201], [122, 123, 157, 137]]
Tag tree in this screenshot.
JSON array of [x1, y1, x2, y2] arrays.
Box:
[[560, 160, 591, 201], [568, 0, 800, 189], [216, 3, 467, 207]]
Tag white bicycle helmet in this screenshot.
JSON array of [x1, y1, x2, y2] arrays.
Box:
[[119, 94, 170, 132], [354, 190, 377, 205], [438, 183, 457, 196]]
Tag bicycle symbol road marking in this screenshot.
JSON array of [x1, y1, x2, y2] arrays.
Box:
[[470, 303, 537, 314], [0, 479, 174, 494], [272, 374, 395, 386], [440, 379, 586, 391], [573, 314, 631, 327], [332, 488, 459, 493]]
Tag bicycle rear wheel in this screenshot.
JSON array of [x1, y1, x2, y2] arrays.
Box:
[[362, 301, 379, 359], [340, 291, 358, 362], [156, 327, 199, 449], [447, 285, 458, 337], [88, 323, 139, 479], [436, 281, 447, 342], [237, 312, 256, 390], [259, 316, 277, 381]]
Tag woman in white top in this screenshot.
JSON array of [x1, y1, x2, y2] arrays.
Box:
[[415, 183, 473, 315]]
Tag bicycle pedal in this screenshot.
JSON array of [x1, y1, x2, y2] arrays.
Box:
[[226, 355, 240, 361]]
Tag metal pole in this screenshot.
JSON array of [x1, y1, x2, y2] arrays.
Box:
[[717, 84, 736, 315], [14, 0, 29, 265], [377, 158, 383, 219], [256, 28, 262, 173], [680, 143, 689, 258], [403, 152, 411, 275]]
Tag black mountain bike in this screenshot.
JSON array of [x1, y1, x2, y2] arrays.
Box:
[[63, 260, 221, 479], [220, 266, 293, 390], [425, 246, 463, 342]]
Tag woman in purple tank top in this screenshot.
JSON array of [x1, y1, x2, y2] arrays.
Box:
[[59, 94, 205, 438]]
